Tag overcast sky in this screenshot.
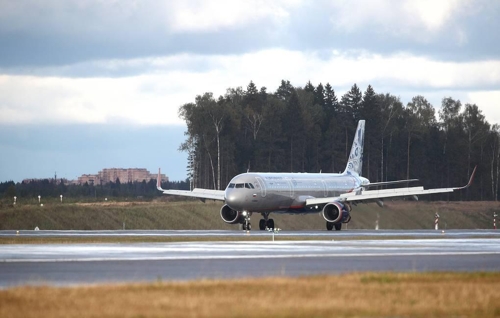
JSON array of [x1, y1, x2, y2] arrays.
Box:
[[1, 0, 500, 183]]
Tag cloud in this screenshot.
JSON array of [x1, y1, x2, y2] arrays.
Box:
[[167, 0, 300, 32], [0, 0, 498, 68], [404, 0, 461, 31], [328, 0, 475, 44], [1, 49, 499, 126], [467, 91, 500, 125], [0, 74, 187, 125], [1, 1, 499, 183], [329, 0, 463, 31]]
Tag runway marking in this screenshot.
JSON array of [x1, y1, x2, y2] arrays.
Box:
[[2, 251, 500, 263]]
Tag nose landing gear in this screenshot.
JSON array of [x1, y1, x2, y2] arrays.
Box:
[[241, 211, 251, 231], [242, 221, 251, 231]]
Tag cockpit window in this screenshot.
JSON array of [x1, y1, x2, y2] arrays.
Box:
[[230, 183, 255, 189]]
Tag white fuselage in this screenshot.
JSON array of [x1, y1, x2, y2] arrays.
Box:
[[224, 172, 366, 213]]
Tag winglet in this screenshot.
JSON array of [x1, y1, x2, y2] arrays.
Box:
[[157, 168, 164, 191], [455, 166, 477, 190]]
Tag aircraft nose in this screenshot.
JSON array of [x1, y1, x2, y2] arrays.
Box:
[[224, 190, 243, 210]]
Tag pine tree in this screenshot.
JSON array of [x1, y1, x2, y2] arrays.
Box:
[[304, 80, 315, 93], [275, 80, 294, 101], [361, 85, 380, 179], [324, 83, 338, 119], [314, 83, 325, 108]]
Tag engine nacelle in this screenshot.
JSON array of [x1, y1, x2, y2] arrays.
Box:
[[220, 204, 244, 224], [322, 202, 350, 224]]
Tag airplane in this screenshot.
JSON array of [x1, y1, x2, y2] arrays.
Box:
[[157, 120, 476, 231]]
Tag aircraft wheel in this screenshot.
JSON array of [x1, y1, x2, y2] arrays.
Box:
[[267, 219, 275, 229], [334, 223, 342, 231], [326, 222, 333, 231], [247, 223, 251, 231], [242, 223, 247, 231], [259, 219, 266, 230]]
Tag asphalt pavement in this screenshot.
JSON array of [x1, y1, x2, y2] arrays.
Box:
[[1, 230, 499, 288]]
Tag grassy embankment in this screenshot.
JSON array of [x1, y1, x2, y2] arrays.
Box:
[[1, 272, 499, 318], [0, 199, 496, 231]]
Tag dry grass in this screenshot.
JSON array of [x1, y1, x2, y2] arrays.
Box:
[[1, 272, 499, 318]]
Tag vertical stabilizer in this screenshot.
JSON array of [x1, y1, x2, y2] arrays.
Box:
[[344, 120, 365, 175]]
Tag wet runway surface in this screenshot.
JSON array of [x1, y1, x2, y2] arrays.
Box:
[[1, 230, 500, 288], [2, 229, 500, 238]]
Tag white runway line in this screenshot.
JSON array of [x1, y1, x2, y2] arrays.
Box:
[[1, 239, 500, 263], [2, 251, 500, 263]]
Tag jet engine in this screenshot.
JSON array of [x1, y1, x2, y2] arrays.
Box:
[[322, 202, 350, 224], [220, 204, 244, 224]]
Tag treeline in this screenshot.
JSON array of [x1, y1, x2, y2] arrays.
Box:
[[180, 80, 500, 201], [0, 179, 190, 202]]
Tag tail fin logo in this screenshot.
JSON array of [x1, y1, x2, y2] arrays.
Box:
[[344, 120, 365, 175]]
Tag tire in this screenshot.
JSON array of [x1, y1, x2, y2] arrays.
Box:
[[267, 219, 275, 229], [326, 222, 333, 231], [259, 219, 266, 230], [334, 223, 342, 231]]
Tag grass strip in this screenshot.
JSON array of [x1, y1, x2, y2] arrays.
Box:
[[1, 272, 499, 318]]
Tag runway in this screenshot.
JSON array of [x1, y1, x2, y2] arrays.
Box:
[[2, 229, 500, 238], [1, 230, 500, 288]]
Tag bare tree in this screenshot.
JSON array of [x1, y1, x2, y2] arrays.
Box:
[[405, 96, 435, 180]]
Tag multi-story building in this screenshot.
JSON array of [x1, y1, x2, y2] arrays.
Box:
[[77, 168, 168, 185]]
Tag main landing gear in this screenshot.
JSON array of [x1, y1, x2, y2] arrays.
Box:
[[259, 212, 275, 230], [241, 212, 276, 231], [259, 219, 275, 230], [326, 221, 342, 231]]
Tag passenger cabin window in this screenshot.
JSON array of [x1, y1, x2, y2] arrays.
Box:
[[235, 183, 244, 188]]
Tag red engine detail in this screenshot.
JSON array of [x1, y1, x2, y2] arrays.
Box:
[[220, 204, 244, 224], [322, 202, 345, 223]]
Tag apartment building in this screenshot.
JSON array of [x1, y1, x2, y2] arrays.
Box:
[[77, 168, 168, 185]]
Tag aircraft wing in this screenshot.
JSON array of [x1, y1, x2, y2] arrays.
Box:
[[157, 169, 225, 201], [159, 188, 225, 201], [306, 166, 477, 207]]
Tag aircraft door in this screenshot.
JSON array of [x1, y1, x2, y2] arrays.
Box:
[[255, 177, 267, 197], [321, 180, 328, 197], [286, 178, 294, 198]]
